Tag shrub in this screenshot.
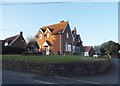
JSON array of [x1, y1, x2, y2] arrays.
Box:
[[2, 46, 25, 54], [22, 51, 42, 55]]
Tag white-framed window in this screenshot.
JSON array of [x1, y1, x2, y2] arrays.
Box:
[[68, 44, 71, 51], [47, 33, 49, 38], [66, 33, 69, 38], [73, 46, 75, 53], [4, 42, 8, 46], [84, 52, 89, 56], [39, 34, 42, 40], [65, 42, 68, 51], [65, 42, 71, 51]]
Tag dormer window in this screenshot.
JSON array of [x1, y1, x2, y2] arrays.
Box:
[[39, 34, 42, 40], [67, 33, 69, 38]]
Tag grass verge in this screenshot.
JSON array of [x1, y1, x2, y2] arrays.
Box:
[[2, 54, 106, 63]]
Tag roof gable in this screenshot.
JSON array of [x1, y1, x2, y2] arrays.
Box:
[[44, 28, 52, 34], [84, 46, 92, 52]]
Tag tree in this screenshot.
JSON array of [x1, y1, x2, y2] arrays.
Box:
[[26, 36, 35, 43], [93, 45, 101, 55], [100, 40, 120, 58]]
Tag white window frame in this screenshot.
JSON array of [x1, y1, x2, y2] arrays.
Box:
[[65, 42, 71, 51], [73, 46, 75, 53], [67, 33, 69, 38], [68, 44, 71, 51], [39, 34, 42, 40], [47, 33, 49, 38], [65, 42, 68, 51], [4, 42, 8, 46]]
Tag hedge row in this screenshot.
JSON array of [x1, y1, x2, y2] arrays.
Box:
[[2, 46, 25, 54]]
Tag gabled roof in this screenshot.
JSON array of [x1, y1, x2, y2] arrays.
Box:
[[26, 41, 39, 48], [84, 46, 93, 52], [41, 21, 68, 35], [4, 32, 24, 46], [4, 35, 20, 45]]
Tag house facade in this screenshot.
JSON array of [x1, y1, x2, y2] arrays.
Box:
[[35, 21, 83, 55]]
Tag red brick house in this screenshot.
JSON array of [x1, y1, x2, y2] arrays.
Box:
[[35, 21, 83, 55]]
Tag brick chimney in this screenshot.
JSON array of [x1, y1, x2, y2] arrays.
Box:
[[72, 27, 77, 34], [20, 31, 23, 36], [60, 20, 64, 23]]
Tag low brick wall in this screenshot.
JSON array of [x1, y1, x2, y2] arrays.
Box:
[[2, 59, 111, 76]]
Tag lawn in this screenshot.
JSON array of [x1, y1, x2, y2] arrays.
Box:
[[2, 54, 106, 63]]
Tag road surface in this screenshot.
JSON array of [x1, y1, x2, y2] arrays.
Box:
[[2, 58, 119, 85]]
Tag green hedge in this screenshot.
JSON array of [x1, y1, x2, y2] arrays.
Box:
[[2, 46, 25, 54]]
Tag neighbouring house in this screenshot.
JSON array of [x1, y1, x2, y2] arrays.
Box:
[[3, 32, 27, 48], [72, 28, 84, 55], [26, 41, 39, 53], [84, 46, 95, 57], [35, 21, 83, 55], [2, 32, 27, 54]]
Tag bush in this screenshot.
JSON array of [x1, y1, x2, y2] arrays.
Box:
[[2, 46, 25, 54], [22, 51, 42, 55]]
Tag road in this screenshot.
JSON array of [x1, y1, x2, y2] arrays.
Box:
[[2, 58, 119, 85]]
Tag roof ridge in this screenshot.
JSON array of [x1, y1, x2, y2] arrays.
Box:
[[5, 34, 20, 40], [42, 21, 68, 28]]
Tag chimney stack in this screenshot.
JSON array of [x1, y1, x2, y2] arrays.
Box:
[[74, 27, 77, 34], [20, 31, 23, 36], [60, 20, 64, 23]]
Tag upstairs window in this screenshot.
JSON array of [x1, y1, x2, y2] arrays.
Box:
[[47, 33, 49, 38], [39, 34, 42, 40], [67, 33, 69, 38]]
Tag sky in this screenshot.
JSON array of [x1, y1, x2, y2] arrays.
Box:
[[0, 1, 118, 46]]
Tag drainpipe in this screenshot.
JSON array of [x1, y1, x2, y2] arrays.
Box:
[[59, 32, 62, 55]]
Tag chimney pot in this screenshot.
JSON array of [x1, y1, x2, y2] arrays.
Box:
[[20, 31, 23, 36]]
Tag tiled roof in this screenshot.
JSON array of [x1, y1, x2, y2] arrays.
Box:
[[84, 46, 92, 52], [41, 21, 68, 35], [4, 35, 19, 45], [26, 41, 39, 48]]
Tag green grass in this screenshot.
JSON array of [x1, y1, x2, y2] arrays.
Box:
[[2, 54, 106, 63]]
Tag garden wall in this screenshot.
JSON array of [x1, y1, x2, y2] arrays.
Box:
[[2, 59, 111, 76]]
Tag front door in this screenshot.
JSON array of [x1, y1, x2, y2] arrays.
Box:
[[45, 47, 49, 55]]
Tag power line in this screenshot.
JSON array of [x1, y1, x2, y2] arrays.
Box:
[[0, 2, 72, 5]]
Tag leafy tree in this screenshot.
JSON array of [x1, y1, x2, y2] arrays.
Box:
[[100, 40, 120, 58], [93, 45, 101, 55]]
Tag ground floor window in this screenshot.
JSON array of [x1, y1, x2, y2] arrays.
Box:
[[65, 42, 71, 51]]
